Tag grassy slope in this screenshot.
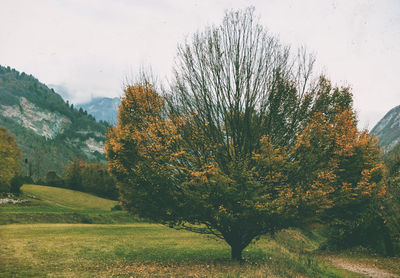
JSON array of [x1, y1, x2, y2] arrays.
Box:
[[0, 223, 359, 278], [22, 184, 116, 210], [0, 184, 135, 224]]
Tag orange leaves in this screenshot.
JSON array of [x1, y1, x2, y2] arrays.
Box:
[[185, 163, 219, 185], [218, 204, 227, 212], [294, 109, 358, 158], [304, 169, 336, 210], [106, 77, 386, 240], [171, 150, 186, 161], [289, 108, 386, 217]]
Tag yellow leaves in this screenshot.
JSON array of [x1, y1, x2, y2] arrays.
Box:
[[298, 169, 337, 211], [316, 170, 336, 182], [186, 164, 219, 185], [294, 110, 361, 159], [291, 107, 384, 200], [117, 83, 165, 131], [218, 205, 227, 212], [350, 168, 378, 198], [171, 150, 185, 160], [377, 183, 387, 199], [191, 172, 209, 184], [0, 127, 21, 187]]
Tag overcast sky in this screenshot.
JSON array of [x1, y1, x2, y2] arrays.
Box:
[[1, 0, 399, 129]]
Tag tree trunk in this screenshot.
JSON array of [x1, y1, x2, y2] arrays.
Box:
[[231, 244, 244, 261]]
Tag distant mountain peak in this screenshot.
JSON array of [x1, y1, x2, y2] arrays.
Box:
[[371, 105, 400, 151], [77, 97, 120, 124]]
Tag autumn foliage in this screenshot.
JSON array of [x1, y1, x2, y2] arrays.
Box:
[[106, 82, 384, 260], [106, 9, 385, 260], [0, 126, 22, 192]]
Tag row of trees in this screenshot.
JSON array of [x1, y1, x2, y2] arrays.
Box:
[[0, 125, 117, 200], [43, 159, 118, 200], [106, 8, 390, 260], [59, 159, 118, 199]]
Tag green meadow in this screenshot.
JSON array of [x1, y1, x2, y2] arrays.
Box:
[[0, 184, 134, 225], [1, 223, 358, 277], [1, 185, 399, 277]]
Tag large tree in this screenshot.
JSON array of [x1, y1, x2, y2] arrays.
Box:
[[0, 126, 21, 192], [106, 8, 385, 260]]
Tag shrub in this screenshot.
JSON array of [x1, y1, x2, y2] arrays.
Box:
[[111, 204, 122, 211], [10, 175, 33, 194], [45, 170, 64, 187], [325, 177, 400, 256]]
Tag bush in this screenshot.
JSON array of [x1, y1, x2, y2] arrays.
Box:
[[0, 181, 9, 193], [326, 216, 391, 254], [325, 179, 400, 256], [34, 178, 45, 186], [10, 175, 33, 194], [111, 204, 122, 211], [45, 170, 64, 187]]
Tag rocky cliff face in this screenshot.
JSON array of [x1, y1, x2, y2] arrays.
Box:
[[371, 105, 400, 152], [0, 96, 105, 156], [0, 97, 71, 140]]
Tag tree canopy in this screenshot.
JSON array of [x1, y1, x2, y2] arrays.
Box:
[[106, 8, 385, 260]]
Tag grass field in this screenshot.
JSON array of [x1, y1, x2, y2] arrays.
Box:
[[0, 184, 136, 224], [1, 223, 360, 277], [1, 184, 399, 277]]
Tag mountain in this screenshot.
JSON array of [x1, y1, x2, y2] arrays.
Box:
[[371, 105, 400, 152], [0, 65, 109, 178], [48, 84, 72, 102], [77, 97, 120, 124], [48, 84, 120, 124]]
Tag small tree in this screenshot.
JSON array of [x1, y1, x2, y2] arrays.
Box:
[[45, 170, 64, 187], [10, 175, 33, 194], [0, 127, 21, 192], [106, 9, 385, 260], [64, 158, 84, 191]]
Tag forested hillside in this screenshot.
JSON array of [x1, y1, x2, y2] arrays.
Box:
[[0, 65, 109, 178]]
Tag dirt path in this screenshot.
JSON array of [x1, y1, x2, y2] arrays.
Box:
[[330, 258, 400, 278]]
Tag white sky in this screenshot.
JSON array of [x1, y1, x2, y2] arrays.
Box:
[[0, 0, 399, 129]]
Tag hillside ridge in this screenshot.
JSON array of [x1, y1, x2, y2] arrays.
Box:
[[0, 65, 109, 178]]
